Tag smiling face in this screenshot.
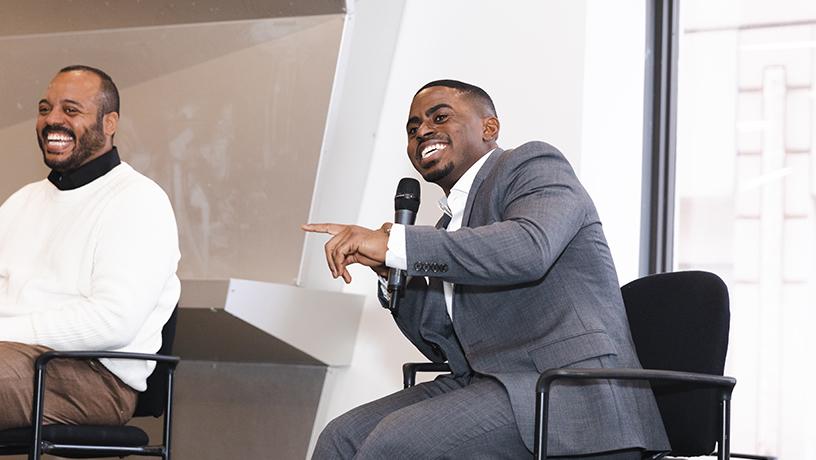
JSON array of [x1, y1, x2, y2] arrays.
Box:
[[406, 86, 499, 194], [36, 70, 118, 172]]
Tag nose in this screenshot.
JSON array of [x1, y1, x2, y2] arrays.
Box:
[[41, 108, 66, 126], [416, 121, 434, 141]]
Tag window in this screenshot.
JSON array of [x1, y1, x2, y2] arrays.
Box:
[[674, 1, 816, 457]]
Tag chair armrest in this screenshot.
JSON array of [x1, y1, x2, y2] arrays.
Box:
[[402, 362, 451, 388], [35, 350, 180, 371], [728, 453, 777, 460], [665, 453, 776, 460], [537, 368, 736, 397], [534, 368, 737, 460]]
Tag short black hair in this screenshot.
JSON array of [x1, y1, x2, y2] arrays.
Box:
[[415, 79, 497, 117], [59, 65, 120, 116]]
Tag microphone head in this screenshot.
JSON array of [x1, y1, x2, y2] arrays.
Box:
[[394, 177, 421, 212]]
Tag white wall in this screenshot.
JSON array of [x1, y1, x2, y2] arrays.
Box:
[[580, 0, 646, 286], [306, 0, 647, 456]]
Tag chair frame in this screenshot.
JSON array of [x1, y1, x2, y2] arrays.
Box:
[[401, 270, 779, 460], [25, 350, 180, 460], [534, 368, 735, 460], [403, 363, 778, 460], [402, 362, 452, 389]]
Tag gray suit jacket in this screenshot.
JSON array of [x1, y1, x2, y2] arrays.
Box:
[[384, 141, 670, 455]]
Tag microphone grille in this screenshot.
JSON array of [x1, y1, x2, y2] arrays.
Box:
[[395, 177, 421, 212]]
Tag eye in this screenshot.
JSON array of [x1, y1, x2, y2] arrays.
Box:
[[433, 113, 448, 123], [64, 107, 79, 115], [407, 126, 418, 136], [38, 105, 50, 115]]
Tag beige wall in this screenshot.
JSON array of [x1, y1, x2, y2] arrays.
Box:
[[0, 14, 344, 284]]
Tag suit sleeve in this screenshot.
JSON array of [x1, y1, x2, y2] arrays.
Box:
[[405, 144, 592, 286]]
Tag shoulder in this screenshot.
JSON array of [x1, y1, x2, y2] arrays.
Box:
[[480, 141, 591, 211], [501, 141, 570, 164], [109, 163, 172, 204], [90, 165, 179, 254], [509, 140, 565, 158], [493, 141, 578, 181], [0, 180, 51, 210], [102, 163, 176, 223]]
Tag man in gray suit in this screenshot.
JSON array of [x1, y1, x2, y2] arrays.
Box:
[[303, 80, 669, 459]]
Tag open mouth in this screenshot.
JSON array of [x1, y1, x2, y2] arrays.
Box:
[[419, 143, 447, 163], [42, 130, 75, 154]]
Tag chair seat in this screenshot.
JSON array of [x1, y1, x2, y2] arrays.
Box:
[[0, 424, 149, 448]]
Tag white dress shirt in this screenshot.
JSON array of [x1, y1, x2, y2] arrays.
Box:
[[385, 149, 495, 319]]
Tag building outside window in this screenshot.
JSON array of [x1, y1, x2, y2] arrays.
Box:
[[675, 1, 816, 458]]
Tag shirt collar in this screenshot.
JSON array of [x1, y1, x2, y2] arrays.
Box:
[[438, 148, 497, 216], [47, 147, 121, 191]]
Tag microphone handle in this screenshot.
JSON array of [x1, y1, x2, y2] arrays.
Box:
[[386, 264, 405, 315], [387, 209, 417, 315], [387, 270, 403, 312], [394, 209, 417, 226]]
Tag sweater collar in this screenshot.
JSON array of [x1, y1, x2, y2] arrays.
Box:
[[47, 147, 121, 191]]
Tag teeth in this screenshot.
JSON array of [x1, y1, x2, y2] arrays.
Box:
[[421, 143, 445, 158], [47, 133, 72, 142]]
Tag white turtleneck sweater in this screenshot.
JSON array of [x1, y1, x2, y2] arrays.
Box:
[[0, 163, 180, 391]]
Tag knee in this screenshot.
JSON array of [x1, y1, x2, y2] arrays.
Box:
[[355, 412, 421, 459], [313, 409, 409, 460], [312, 414, 358, 460], [0, 342, 37, 392]]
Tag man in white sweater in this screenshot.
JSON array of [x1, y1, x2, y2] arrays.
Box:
[[0, 65, 180, 429]]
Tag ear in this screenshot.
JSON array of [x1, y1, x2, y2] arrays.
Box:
[[103, 112, 119, 137], [482, 116, 500, 142]]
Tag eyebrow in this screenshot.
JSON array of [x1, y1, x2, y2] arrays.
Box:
[[406, 103, 453, 128], [38, 98, 85, 109], [426, 103, 452, 116], [61, 98, 85, 108]]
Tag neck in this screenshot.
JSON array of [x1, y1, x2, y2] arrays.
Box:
[[439, 145, 497, 196], [79, 141, 114, 168]]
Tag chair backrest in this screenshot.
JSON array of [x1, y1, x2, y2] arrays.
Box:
[[620, 271, 730, 456], [133, 306, 178, 418]]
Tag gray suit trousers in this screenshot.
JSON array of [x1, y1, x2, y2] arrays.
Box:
[[312, 373, 644, 460], [312, 373, 530, 460]]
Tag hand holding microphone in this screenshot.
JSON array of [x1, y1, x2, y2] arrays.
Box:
[[301, 178, 420, 291]]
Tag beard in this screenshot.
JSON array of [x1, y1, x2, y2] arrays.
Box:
[[38, 115, 106, 172], [420, 161, 454, 184]]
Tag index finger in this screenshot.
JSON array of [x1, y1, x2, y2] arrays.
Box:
[[301, 223, 347, 235]]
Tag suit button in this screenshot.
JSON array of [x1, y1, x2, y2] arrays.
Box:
[[414, 262, 422, 271], [422, 262, 430, 271], [430, 263, 439, 272], [441, 264, 448, 272]]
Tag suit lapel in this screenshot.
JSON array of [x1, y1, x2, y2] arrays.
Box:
[[462, 147, 505, 227]]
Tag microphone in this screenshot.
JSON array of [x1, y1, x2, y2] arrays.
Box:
[[387, 177, 421, 315]]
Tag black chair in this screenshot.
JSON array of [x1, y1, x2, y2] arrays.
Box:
[[404, 271, 776, 460], [0, 307, 180, 460]]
